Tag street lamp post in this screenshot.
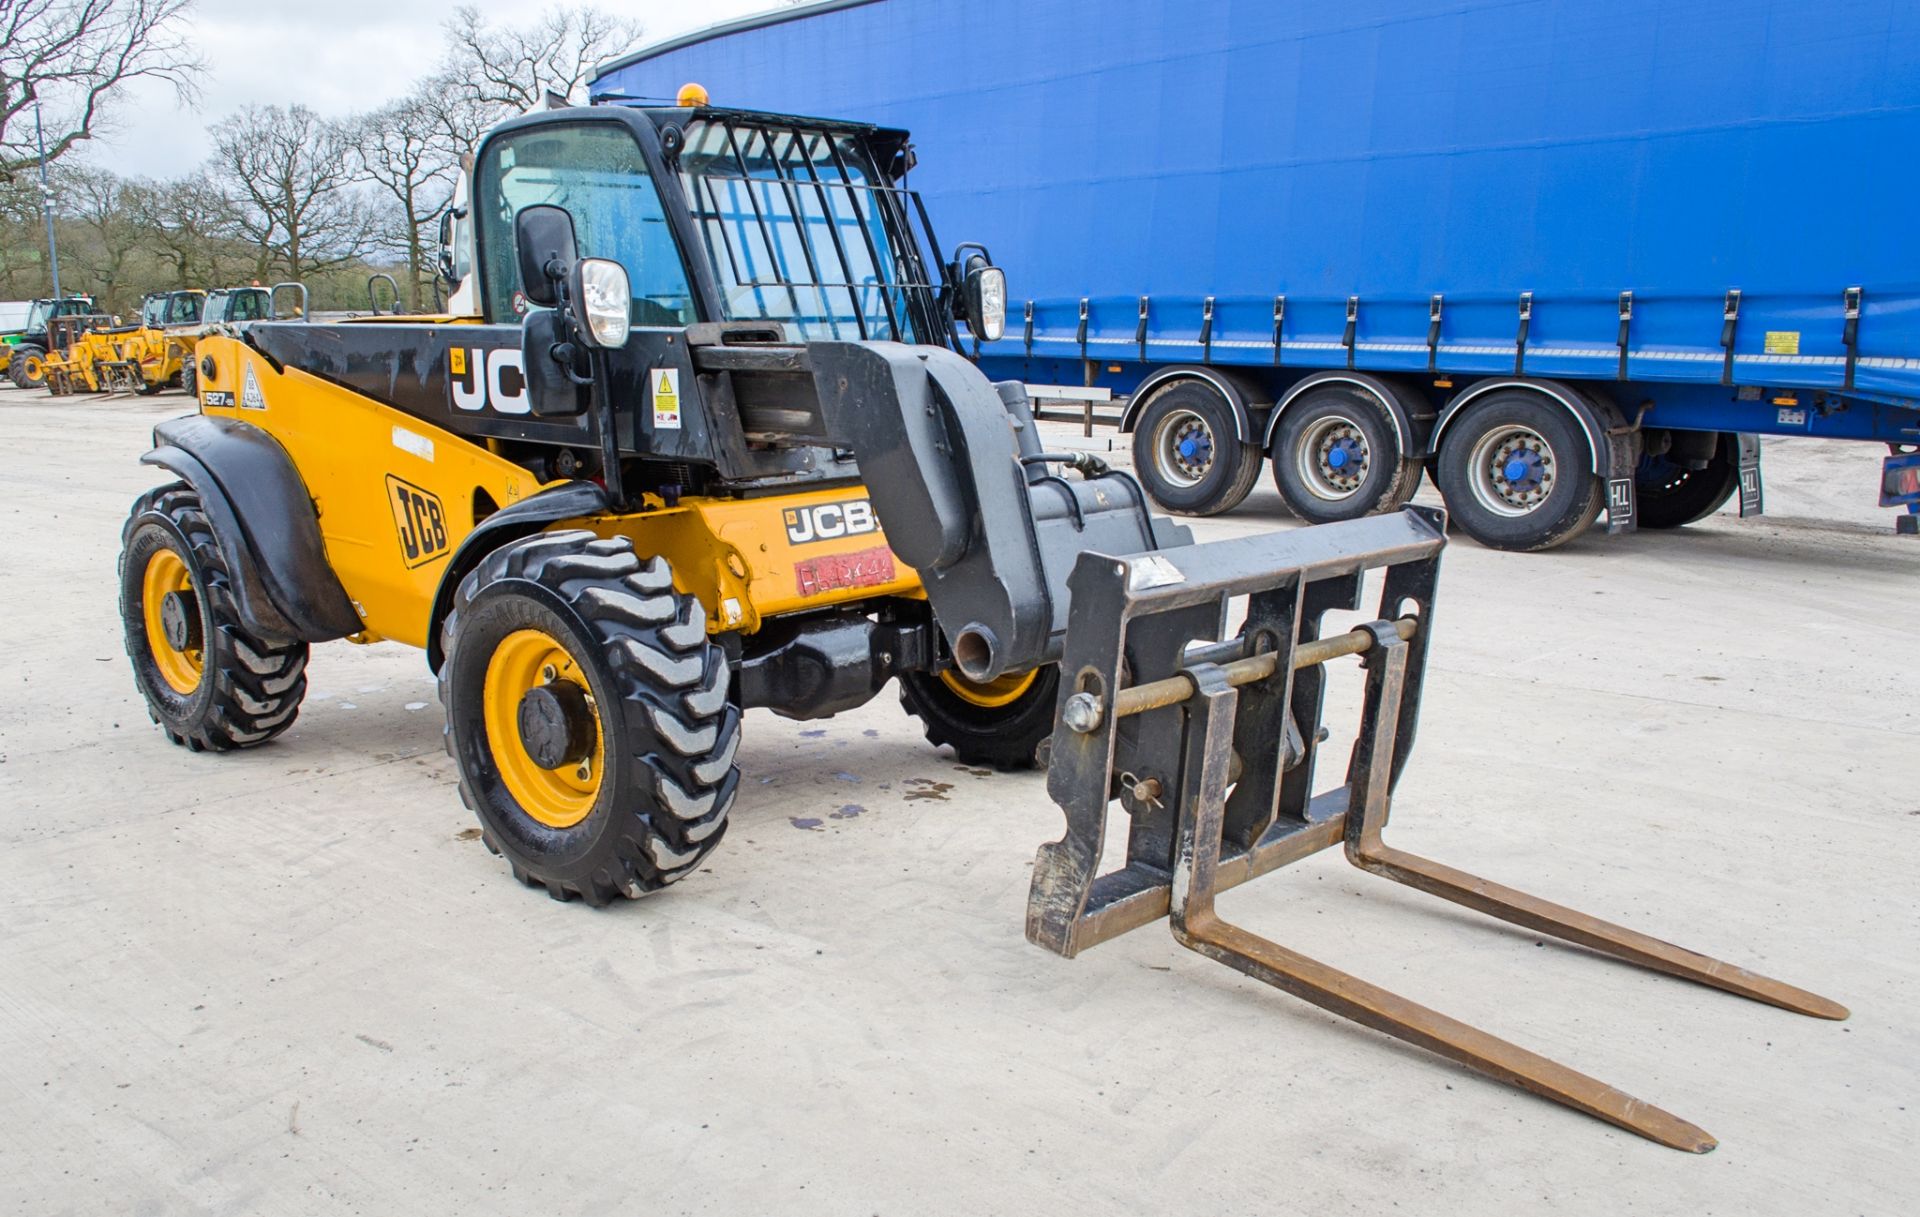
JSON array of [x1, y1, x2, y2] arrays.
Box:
[[34, 101, 62, 299]]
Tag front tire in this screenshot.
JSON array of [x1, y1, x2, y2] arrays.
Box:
[[440, 531, 739, 905], [1268, 385, 1421, 523], [1130, 379, 1262, 516], [9, 344, 47, 389], [899, 664, 1058, 770], [1434, 391, 1605, 552], [180, 359, 197, 398], [119, 484, 310, 750]]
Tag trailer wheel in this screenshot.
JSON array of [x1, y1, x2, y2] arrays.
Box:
[[440, 531, 738, 905], [119, 483, 310, 751], [10, 344, 47, 389], [1635, 436, 1738, 529], [1130, 381, 1262, 515], [1268, 385, 1422, 522], [1435, 391, 1604, 551], [899, 663, 1058, 770]]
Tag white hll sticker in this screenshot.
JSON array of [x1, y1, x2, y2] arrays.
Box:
[[652, 367, 681, 429], [392, 425, 434, 462], [240, 362, 267, 410], [1127, 554, 1186, 591]]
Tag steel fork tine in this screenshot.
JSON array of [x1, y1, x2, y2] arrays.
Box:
[[1342, 634, 1848, 1023], [1171, 662, 1718, 1152], [1345, 843, 1850, 1021]]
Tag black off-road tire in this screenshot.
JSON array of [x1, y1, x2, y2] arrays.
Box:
[[1636, 435, 1739, 529], [10, 343, 47, 389], [898, 664, 1059, 770], [179, 359, 196, 398], [1130, 379, 1263, 516], [1268, 385, 1422, 523], [440, 531, 740, 905], [1434, 391, 1606, 552], [119, 484, 310, 751]]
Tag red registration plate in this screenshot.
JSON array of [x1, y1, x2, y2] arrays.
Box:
[[794, 545, 897, 597]]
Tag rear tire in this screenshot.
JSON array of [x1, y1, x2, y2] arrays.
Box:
[[440, 531, 739, 905], [1434, 391, 1605, 551], [1130, 379, 1262, 516], [899, 664, 1058, 770], [119, 483, 310, 751], [1635, 435, 1738, 529], [179, 359, 197, 398], [11, 344, 47, 389], [1268, 385, 1421, 523]]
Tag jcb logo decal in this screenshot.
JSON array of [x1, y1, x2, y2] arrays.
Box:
[[783, 499, 879, 545], [449, 347, 528, 415], [387, 475, 450, 568]]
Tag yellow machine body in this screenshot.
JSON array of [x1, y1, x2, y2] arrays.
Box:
[[193, 335, 923, 649]]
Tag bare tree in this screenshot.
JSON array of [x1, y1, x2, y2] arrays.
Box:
[[210, 104, 374, 281], [414, 72, 497, 165], [0, 0, 202, 180], [123, 170, 244, 287], [440, 3, 643, 113], [54, 163, 145, 302], [354, 94, 460, 309]]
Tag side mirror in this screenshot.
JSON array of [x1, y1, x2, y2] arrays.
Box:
[[951, 244, 1005, 344], [520, 309, 589, 416], [514, 204, 579, 307]]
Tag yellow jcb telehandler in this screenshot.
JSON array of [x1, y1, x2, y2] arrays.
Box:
[[118, 95, 1844, 1151]]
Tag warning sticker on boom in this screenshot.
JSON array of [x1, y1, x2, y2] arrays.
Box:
[[241, 363, 266, 410], [652, 367, 681, 429]]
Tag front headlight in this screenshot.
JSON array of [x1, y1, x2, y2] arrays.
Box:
[[573, 257, 631, 349], [974, 265, 1006, 342]]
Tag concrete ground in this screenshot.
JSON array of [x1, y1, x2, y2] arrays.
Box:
[[1, 385, 1914, 1216]]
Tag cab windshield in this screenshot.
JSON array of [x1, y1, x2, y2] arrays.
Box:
[[676, 118, 937, 343], [475, 121, 696, 328]]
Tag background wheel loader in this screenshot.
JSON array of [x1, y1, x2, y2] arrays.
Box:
[[120, 95, 1843, 1150], [46, 290, 205, 396]]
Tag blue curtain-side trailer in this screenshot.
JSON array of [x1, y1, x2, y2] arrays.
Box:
[[595, 0, 1920, 549]]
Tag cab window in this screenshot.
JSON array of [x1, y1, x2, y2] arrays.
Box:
[[475, 122, 696, 328]]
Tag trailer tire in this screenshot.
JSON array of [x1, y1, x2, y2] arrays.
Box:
[[1635, 436, 1738, 529], [1130, 380, 1262, 516], [1268, 385, 1422, 523], [1435, 391, 1604, 551], [440, 531, 737, 905], [10, 344, 47, 389], [899, 664, 1058, 770], [119, 483, 310, 751]]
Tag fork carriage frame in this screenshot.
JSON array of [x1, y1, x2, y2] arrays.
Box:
[[1025, 506, 1846, 1152]]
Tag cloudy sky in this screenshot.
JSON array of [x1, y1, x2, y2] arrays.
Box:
[[92, 0, 774, 178]]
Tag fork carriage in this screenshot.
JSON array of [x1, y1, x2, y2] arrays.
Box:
[[1025, 507, 1846, 1152]]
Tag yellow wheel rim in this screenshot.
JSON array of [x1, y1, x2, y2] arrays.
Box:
[[938, 667, 1038, 708], [481, 628, 604, 829], [141, 547, 203, 695], [23, 354, 44, 379]]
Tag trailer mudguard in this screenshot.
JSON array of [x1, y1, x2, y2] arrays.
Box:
[[141, 415, 362, 644], [1264, 370, 1434, 458], [1117, 366, 1259, 442], [424, 480, 612, 671]]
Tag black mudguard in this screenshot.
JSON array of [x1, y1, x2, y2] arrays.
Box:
[[423, 480, 612, 672], [141, 415, 361, 645]]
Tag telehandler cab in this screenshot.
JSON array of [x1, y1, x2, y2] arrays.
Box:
[[119, 97, 1842, 1150]]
